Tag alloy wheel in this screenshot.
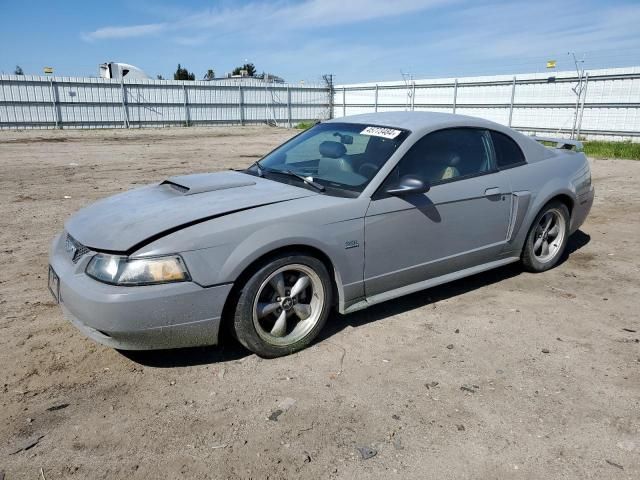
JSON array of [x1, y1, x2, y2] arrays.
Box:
[[252, 264, 325, 346], [533, 208, 566, 263]]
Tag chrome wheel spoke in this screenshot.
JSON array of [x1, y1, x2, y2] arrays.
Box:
[[270, 310, 288, 337], [543, 213, 553, 230], [290, 274, 310, 298], [257, 302, 280, 319], [293, 303, 312, 320], [533, 237, 543, 252], [541, 239, 550, 257], [270, 273, 286, 298], [547, 224, 559, 238]]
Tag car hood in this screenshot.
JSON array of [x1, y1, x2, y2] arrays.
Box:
[[65, 171, 316, 252]]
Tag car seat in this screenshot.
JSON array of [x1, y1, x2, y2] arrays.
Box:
[[317, 141, 354, 177], [440, 153, 461, 180], [404, 150, 461, 182]]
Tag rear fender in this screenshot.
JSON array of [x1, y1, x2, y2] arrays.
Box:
[[508, 180, 576, 253]]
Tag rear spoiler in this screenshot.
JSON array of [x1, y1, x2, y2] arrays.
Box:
[[531, 135, 583, 152]]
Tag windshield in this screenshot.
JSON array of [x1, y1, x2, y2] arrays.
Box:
[[247, 122, 409, 196]]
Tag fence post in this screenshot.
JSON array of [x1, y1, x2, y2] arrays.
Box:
[[576, 72, 589, 139], [571, 71, 587, 139], [182, 83, 190, 127], [120, 79, 130, 128], [452, 79, 458, 114], [508, 76, 516, 127], [287, 86, 292, 128], [238, 85, 245, 126], [342, 87, 346, 117], [264, 82, 269, 124], [374, 84, 379, 113], [328, 85, 334, 120], [48, 77, 62, 129], [411, 82, 416, 111]]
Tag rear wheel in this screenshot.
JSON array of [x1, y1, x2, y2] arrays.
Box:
[[232, 253, 332, 358], [521, 201, 570, 272]]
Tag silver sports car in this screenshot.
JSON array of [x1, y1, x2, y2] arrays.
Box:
[[48, 112, 594, 357]]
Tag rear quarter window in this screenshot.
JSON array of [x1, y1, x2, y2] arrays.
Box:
[[491, 131, 526, 169]]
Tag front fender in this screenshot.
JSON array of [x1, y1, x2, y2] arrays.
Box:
[[180, 219, 365, 311], [137, 196, 370, 311]]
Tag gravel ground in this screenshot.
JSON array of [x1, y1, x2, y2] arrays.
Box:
[[0, 126, 638, 479]]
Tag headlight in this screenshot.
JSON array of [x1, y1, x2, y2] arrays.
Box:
[[86, 254, 190, 286]]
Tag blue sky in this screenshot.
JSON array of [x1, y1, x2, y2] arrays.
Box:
[[2, 0, 640, 84]]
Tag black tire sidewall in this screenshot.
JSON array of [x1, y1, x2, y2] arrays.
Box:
[[233, 254, 332, 358], [522, 201, 570, 272]]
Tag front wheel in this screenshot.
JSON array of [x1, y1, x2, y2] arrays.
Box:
[[232, 253, 332, 358], [521, 201, 570, 272]]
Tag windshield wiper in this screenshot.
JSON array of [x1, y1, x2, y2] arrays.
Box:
[[282, 169, 325, 192], [252, 162, 325, 192], [251, 160, 264, 177]]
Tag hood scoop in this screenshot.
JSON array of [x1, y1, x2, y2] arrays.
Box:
[[161, 171, 256, 195]]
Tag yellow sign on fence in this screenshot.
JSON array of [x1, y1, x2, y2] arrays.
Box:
[[546, 60, 557, 69], [43, 67, 53, 74]]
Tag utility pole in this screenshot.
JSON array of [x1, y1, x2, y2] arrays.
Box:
[[569, 52, 586, 140], [401, 71, 414, 111], [323, 74, 334, 119]]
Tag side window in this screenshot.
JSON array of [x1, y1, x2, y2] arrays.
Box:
[[388, 128, 493, 186], [490, 131, 526, 169]]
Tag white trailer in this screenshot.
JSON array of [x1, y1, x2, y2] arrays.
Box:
[[99, 62, 151, 80]]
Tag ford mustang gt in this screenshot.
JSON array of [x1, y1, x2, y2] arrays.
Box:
[[48, 112, 594, 357]]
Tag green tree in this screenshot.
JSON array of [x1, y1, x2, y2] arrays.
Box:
[[156, 74, 165, 80], [14, 65, 24, 75], [173, 64, 195, 81], [232, 63, 256, 77], [204, 69, 215, 80]]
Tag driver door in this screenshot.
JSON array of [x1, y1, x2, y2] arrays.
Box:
[[364, 127, 513, 296]]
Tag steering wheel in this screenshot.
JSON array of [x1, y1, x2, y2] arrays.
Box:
[[358, 162, 380, 179]]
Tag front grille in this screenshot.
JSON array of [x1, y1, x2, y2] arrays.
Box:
[[65, 233, 91, 263]]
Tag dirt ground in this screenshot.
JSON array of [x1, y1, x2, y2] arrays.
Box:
[[0, 126, 638, 480]]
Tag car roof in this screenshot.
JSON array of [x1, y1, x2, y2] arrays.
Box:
[[327, 111, 509, 131], [326, 111, 553, 162]]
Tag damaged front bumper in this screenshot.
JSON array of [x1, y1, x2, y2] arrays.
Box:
[[48, 233, 232, 350]]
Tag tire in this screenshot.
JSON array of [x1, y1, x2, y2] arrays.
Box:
[[232, 253, 333, 358], [521, 200, 570, 272]]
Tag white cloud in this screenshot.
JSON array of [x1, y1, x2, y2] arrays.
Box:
[[83, 0, 454, 42], [82, 23, 166, 41], [400, 0, 640, 77], [79, 0, 640, 82]]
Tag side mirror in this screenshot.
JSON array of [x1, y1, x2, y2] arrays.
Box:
[[386, 175, 431, 196]]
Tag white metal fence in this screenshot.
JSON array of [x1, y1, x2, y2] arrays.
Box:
[[4, 67, 640, 140], [0, 75, 331, 129], [334, 67, 640, 141]]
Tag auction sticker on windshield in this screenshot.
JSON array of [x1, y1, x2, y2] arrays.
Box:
[[360, 126, 402, 139]]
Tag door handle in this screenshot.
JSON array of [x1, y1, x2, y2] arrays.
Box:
[[485, 187, 501, 196]]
